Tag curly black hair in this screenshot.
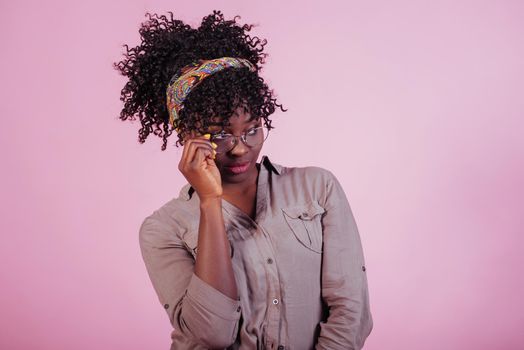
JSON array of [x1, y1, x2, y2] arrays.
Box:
[[113, 10, 286, 151]]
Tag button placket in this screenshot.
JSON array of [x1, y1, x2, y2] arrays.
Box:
[[255, 224, 283, 350]]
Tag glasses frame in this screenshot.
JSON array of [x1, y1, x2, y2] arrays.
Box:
[[210, 126, 269, 154]]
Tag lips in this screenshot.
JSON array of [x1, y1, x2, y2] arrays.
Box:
[[225, 161, 251, 174]]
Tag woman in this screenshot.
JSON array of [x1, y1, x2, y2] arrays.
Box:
[[115, 10, 373, 349]]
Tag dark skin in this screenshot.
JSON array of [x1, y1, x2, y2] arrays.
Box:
[[178, 107, 264, 300]]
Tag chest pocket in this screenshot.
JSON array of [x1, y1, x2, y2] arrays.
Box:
[[282, 201, 326, 254]]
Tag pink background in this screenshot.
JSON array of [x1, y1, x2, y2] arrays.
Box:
[[1, 1, 523, 349]]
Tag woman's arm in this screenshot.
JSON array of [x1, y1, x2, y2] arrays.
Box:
[[315, 170, 373, 350], [182, 133, 239, 301], [195, 196, 238, 300], [139, 211, 241, 349], [139, 134, 240, 348]]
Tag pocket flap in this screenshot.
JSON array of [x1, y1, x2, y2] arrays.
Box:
[[282, 201, 325, 220]]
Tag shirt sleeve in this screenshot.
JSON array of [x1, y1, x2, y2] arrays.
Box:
[[315, 170, 373, 350], [139, 215, 241, 349]]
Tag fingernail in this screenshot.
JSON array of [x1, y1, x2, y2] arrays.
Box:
[[211, 142, 217, 149], [203, 133, 211, 139]]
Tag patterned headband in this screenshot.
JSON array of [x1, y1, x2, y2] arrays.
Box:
[[166, 57, 257, 128]]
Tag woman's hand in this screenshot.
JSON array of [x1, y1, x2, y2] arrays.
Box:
[[178, 132, 222, 201]]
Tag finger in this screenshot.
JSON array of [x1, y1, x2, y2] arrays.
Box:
[[184, 140, 214, 166], [205, 157, 217, 168], [190, 144, 213, 168], [181, 130, 203, 163], [181, 134, 213, 166], [185, 143, 215, 170]]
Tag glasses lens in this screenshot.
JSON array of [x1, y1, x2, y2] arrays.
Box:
[[212, 126, 270, 154], [245, 126, 269, 147], [213, 135, 235, 154]]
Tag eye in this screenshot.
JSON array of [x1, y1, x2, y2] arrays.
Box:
[[211, 131, 230, 141], [246, 127, 259, 136]]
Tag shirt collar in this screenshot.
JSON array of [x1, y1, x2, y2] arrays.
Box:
[[262, 154, 282, 176], [180, 155, 281, 201]]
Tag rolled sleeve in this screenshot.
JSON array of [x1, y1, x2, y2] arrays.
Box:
[[139, 215, 241, 349], [315, 170, 373, 350], [186, 272, 242, 320]]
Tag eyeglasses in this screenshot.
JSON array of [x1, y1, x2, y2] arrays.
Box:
[[210, 126, 270, 154]]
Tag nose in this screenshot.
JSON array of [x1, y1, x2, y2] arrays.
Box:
[[229, 136, 249, 156]]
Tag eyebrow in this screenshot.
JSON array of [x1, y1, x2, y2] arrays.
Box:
[[207, 118, 259, 130], [208, 116, 257, 125]]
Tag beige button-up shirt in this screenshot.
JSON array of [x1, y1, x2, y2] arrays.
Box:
[[139, 155, 373, 349]]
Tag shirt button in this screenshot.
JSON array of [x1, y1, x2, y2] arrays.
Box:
[[236, 306, 241, 312], [267, 258, 273, 264], [277, 346, 285, 350], [362, 265, 366, 272], [163, 303, 169, 309], [302, 212, 309, 217], [272, 298, 279, 305]]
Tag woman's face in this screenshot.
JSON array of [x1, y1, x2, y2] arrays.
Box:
[[206, 107, 264, 185]]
